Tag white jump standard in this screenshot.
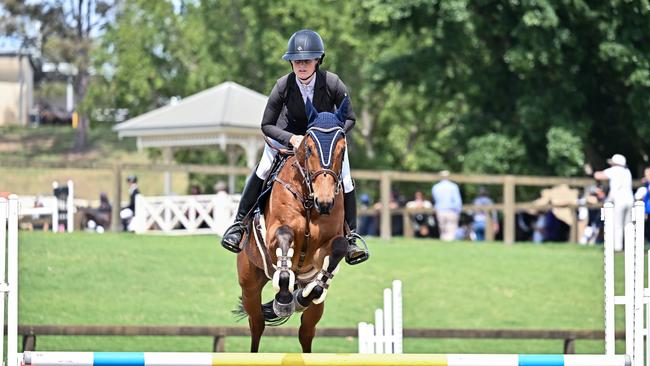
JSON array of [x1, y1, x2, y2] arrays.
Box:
[[2, 197, 645, 366]]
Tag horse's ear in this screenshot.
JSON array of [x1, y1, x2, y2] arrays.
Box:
[[335, 95, 350, 123], [305, 98, 318, 125]]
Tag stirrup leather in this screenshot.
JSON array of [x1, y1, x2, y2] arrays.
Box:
[[345, 232, 369, 265]]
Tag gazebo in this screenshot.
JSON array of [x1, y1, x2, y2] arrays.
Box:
[[113, 81, 267, 194]]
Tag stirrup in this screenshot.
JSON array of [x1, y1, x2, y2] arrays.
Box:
[[221, 221, 246, 253], [345, 232, 369, 265]]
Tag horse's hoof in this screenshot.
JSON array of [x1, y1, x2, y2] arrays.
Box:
[[273, 299, 295, 317]]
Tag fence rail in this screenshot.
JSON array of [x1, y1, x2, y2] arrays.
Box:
[[3, 158, 638, 244], [13, 325, 624, 354]]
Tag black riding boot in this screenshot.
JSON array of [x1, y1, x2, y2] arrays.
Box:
[[221, 174, 265, 253], [344, 190, 369, 265]]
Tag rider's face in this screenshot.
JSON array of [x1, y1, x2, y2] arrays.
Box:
[[291, 59, 318, 81]]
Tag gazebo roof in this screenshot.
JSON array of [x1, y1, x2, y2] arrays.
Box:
[[113, 81, 267, 149]]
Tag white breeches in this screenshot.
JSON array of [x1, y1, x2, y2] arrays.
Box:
[[256, 138, 354, 193]]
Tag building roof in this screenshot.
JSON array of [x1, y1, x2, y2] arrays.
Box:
[[113, 81, 267, 145]]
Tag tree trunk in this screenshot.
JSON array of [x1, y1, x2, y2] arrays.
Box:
[[73, 70, 90, 152]]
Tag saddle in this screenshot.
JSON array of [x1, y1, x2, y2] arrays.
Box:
[[257, 153, 291, 214], [239, 152, 292, 253]]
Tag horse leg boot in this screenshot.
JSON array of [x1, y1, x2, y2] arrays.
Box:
[[294, 236, 347, 309], [344, 190, 369, 265], [272, 226, 296, 317], [221, 173, 264, 253]]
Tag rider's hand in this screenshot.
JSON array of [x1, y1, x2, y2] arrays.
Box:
[[290, 135, 304, 149]]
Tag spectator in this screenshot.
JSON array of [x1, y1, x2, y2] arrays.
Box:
[[357, 193, 378, 237], [471, 186, 499, 241], [406, 191, 434, 238], [82, 192, 112, 233], [532, 211, 546, 244], [594, 154, 634, 251], [120, 175, 140, 232], [634, 167, 650, 242], [189, 184, 202, 195], [214, 181, 228, 195], [580, 185, 606, 244], [372, 189, 403, 236], [431, 171, 462, 241]]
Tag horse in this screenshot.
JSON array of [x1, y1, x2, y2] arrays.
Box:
[[235, 97, 351, 353]]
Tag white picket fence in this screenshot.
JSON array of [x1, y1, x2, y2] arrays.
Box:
[[358, 280, 403, 354], [130, 193, 240, 236], [18, 180, 74, 233]]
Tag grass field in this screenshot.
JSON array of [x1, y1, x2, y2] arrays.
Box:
[[18, 232, 629, 354]]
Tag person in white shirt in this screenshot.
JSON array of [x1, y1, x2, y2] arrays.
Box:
[[431, 171, 463, 241], [594, 153, 634, 251]]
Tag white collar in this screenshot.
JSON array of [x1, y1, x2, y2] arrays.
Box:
[[295, 73, 316, 91]]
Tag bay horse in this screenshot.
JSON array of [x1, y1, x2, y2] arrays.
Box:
[[235, 97, 351, 352]]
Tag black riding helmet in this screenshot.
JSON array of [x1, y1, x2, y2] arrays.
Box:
[[282, 29, 325, 65]]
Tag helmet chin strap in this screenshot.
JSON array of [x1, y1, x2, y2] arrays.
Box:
[[298, 69, 317, 83], [289, 59, 319, 83]]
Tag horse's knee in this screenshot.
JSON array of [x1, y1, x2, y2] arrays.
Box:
[[275, 225, 294, 246]]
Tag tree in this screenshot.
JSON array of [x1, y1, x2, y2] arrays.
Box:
[[1, 0, 117, 152], [364, 0, 650, 175], [88, 1, 194, 116]]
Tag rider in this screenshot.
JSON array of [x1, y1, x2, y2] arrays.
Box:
[[220, 29, 368, 265]]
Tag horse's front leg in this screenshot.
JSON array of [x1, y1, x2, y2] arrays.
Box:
[[237, 253, 267, 352], [272, 225, 296, 317], [294, 236, 347, 309], [299, 302, 324, 353]]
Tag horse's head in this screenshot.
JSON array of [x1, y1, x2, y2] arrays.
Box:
[[296, 97, 349, 215]]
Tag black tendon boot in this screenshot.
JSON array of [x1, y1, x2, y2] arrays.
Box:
[[221, 174, 265, 253], [344, 190, 369, 265]]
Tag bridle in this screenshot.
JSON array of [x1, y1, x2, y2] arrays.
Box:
[[295, 126, 345, 198], [265, 127, 345, 203]]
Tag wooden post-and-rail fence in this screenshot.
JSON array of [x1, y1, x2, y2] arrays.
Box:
[[1, 159, 613, 244], [12, 325, 624, 354]]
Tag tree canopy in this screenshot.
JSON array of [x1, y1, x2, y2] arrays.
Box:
[[10, 0, 649, 177]]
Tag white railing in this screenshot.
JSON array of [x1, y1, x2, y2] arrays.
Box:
[[358, 280, 403, 354], [17, 180, 74, 233], [131, 193, 240, 236], [603, 201, 647, 366], [1, 195, 19, 366]]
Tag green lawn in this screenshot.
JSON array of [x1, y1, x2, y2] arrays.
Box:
[[18, 232, 627, 354]]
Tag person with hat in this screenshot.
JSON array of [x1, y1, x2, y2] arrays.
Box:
[[220, 29, 368, 265], [594, 154, 634, 251], [120, 175, 140, 232]]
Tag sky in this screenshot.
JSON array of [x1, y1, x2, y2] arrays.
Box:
[[0, 37, 22, 53], [0, 0, 187, 53]]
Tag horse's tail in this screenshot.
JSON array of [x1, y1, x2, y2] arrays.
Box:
[[232, 296, 292, 326]]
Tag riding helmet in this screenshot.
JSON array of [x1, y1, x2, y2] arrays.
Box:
[[282, 29, 325, 64]]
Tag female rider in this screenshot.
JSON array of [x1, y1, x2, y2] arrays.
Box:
[[220, 29, 368, 265]]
